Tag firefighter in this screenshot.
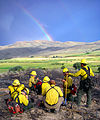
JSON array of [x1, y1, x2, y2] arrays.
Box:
[[42, 76, 50, 96], [8, 79, 32, 112], [62, 68, 74, 104], [42, 80, 63, 113], [29, 71, 39, 91], [67, 59, 94, 107]]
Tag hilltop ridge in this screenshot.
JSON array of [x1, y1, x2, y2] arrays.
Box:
[[0, 40, 100, 59]]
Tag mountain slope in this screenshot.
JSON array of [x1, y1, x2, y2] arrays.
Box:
[[0, 40, 100, 59]]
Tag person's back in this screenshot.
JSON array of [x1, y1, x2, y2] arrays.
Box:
[[8, 79, 29, 107], [43, 80, 63, 113], [45, 85, 63, 105], [8, 84, 25, 99]]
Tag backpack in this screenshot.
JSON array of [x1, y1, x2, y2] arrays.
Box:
[[36, 80, 42, 95], [80, 67, 96, 90], [6, 98, 23, 114], [70, 84, 77, 95]]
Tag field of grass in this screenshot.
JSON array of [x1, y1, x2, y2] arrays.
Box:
[[0, 54, 100, 73]]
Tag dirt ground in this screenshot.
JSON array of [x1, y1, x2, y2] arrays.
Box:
[[0, 69, 100, 120]]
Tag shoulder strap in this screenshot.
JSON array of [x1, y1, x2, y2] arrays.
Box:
[[45, 86, 59, 96], [82, 67, 90, 76], [14, 93, 20, 104], [11, 87, 19, 95]]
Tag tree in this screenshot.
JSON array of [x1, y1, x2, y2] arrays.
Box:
[[98, 66, 100, 73], [73, 62, 81, 70], [9, 66, 24, 72]]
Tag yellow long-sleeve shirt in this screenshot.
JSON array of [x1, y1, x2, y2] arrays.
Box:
[[69, 66, 94, 80], [42, 82, 50, 96], [29, 76, 37, 87], [63, 76, 73, 94], [43, 84, 63, 105], [8, 84, 29, 106], [16, 94, 29, 106], [8, 84, 25, 98]]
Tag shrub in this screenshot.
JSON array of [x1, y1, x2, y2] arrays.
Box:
[[30, 56, 34, 58], [61, 65, 65, 69], [9, 66, 24, 72], [98, 66, 100, 73], [73, 62, 81, 70]]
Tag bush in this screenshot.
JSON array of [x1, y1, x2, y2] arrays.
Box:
[[30, 56, 34, 58], [9, 66, 24, 72], [61, 65, 65, 69], [73, 62, 81, 70], [98, 66, 100, 73]]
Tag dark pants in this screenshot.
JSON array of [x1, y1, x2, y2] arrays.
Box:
[[36, 85, 41, 95], [67, 93, 74, 101], [30, 84, 35, 91], [63, 90, 73, 102], [77, 88, 91, 106]]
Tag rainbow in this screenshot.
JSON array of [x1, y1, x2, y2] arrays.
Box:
[[16, 3, 53, 41]]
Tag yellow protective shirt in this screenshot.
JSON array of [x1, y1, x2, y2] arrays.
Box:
[[42, 82, 50, 96], [69, 66, 94, 80], [44, 85, 63, 106], [15, 94, 29, 106], [29, 76, 37, 87], [8, 84, 25, 98], [8, 84, 29, 106], [63, 76, 73, 94]]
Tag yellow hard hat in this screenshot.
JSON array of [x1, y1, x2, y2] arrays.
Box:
[[63, 68, 69, 72], [30, 71, 37, 76], [43, 76, 50, 82], [12, 79, 20, 86], [81, 59, 87, 64]]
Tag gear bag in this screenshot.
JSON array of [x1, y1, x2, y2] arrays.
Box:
[[6, 98, 23, 114], [36, 80, 42, 95], [70, 84, 77, 95], [80, 67, 96, 90]]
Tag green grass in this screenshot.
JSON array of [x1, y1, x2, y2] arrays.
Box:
[[0, 56, 100, 73]]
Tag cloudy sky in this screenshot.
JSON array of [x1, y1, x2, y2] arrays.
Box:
[[0, 0, 100, 45]]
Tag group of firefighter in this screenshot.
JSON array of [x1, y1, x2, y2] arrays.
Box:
[[7, 58, 94, 114]]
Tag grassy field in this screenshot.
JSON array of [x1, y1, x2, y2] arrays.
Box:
[[0, 53, 100, 73]]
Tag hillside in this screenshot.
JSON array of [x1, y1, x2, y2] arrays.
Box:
[[0, 40, 100, 59]]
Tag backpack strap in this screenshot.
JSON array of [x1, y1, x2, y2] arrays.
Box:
[[11, 87, 20, 104], [11, 87, 19, 96], [82, 67, 90, 76], [45, 86, 59, 96], [14, 93, 20, 104]]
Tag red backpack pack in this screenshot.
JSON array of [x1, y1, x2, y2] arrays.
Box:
[[36, 80, 42, 94], [36, 80, 42, 86], [6, 99, 23, 114], [71, 84, 77, 95]]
